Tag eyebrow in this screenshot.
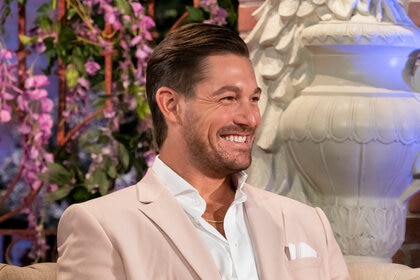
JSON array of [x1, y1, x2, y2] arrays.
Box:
[[212, 86, 262, 96]]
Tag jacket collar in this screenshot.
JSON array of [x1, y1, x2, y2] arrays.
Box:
[[136, 169, 221, 279], [243, 184, 286, 279]]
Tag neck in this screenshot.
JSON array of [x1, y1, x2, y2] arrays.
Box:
[[158, 151, 237, 216]]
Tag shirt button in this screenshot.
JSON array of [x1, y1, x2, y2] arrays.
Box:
[[193, 200, 201, 207]]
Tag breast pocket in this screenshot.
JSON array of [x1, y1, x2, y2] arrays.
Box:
[[286, 257, 322, 280]]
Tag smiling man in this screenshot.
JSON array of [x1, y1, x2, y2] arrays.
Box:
[[56, 23, 351, 280]]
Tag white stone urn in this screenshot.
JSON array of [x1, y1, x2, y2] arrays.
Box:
[[279, 21, 420, 261]]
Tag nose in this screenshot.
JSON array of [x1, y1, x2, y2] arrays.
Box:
[[233, 101, 261, 128]]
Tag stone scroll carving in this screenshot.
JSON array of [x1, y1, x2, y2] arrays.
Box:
[[245, 0, 420, 261]]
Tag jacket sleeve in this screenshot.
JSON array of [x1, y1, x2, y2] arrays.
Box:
[[56, 204, 126, 280], [315, 207, 352, 280]]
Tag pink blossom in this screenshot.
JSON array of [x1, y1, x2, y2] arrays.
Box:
[[33, 132, 44, 144], [85, 61, 101, 76], [43, 152, 53, 163], [17, 95, 29, 111], [130, 35, 142, 47], [41, 98, 54, 113], [119, 39, 129, 50], [103, 4, 122, 30], [26, 88, 48, 100], [39, 114, 54, 134], [2, 92, 14, 100], [0, 49, 13, 59], [131, 2, 144, 17], [29, 146, 40, 159], [141, 16, 156, 30], [204, 6, 228, 25], [103, 106, 116, 118], [135, 44, 153, 60], [78, 77, 90, 89], [31, 180, 42, 190], [18, 123, 32, 134], [24, 75, 49, 89], [49, 184, 58, 192], [122, 15, 131, 23], [0, 107, 11, 122], [200, 0, 214, 6]]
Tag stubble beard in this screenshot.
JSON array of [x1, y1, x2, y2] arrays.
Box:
[[183, 122, 253, 178]]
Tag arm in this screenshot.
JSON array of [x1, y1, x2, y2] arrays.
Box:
[[56, 204, 126, 280], [315, 207, 351, 280]]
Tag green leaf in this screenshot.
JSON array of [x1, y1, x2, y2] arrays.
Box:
[[118, 143, 130, 170], [184, 6, 205, 23], [37, 162, 73, 185], [103, 156, 117, 178], [114, 0, 131, 15], [70, 187, 92, 203], [85, 169, 109, 195], [45, 185, 73, 202], [65, 67, 79, 88], [136, 100, 150, 120], [226, 10, 237, 26], [66, 8, 77, 20], [79, 129, 109, 154], [36, 3, 52, 14], [19, 34, 36, 46]]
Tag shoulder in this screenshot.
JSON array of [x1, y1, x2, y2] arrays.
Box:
[[244, 184, 313, 210], [60, 184, 138, 223], [243, 184, 328, 223]]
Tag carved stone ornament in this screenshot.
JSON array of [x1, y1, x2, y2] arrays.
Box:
[[246, 0, 420, 261]]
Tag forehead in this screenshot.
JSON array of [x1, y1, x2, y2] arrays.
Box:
[[194, 54, 259, 96], [201, 54, 255, 79]]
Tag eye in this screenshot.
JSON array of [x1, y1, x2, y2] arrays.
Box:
[[251, 94, 261, 103], [220, 95, 236, 103]]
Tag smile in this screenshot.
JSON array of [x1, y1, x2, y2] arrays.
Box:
[[223, 135, 247, 143]]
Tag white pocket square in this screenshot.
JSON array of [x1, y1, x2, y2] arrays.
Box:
[[286, 242, 318, 260]]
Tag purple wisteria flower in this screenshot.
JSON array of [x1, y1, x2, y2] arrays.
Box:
[[200, 0, 213, 6], [1, 0, 158, 263], [131, 2, 144, 17], [25, 75, 50, 89], [0, 48, 19, 123], [0, 103, 12, 122], [85, 60, 101, 76], [200, 0, 228, 26]]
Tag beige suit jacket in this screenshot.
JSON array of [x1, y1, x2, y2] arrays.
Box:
[[57, 169, 350, 280]]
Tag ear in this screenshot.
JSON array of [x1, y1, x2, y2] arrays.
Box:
[[155, 86, 183, 124]]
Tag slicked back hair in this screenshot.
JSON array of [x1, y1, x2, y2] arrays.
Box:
[[146, 23, 250, 148]]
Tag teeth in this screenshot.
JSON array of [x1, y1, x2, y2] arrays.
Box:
[[224, 135, 246, 143]]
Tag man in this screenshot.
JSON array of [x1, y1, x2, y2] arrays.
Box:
[[57, 23, 350, 279]]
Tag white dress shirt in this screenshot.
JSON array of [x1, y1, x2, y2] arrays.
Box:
[[152, 156, 259, 280]]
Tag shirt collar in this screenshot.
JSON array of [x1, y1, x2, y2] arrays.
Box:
[[152, 155, 199, 197], [151, 155, 249, 217]]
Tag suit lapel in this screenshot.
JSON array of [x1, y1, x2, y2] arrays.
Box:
[[244, 184, 286, 280], [135, 169, 221, 279]]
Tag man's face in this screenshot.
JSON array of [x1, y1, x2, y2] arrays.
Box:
[[181, 54, 261, 177]]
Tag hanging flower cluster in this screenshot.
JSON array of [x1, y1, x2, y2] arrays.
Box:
[[0, 0, 157, 262], [0, 0, 238, 263], [0, 42, 55, 261], [183, 0, 236, 29], [0, 47, 18, 123]]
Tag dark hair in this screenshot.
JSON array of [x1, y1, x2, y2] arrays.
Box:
[[146, 23, 250, 148]]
